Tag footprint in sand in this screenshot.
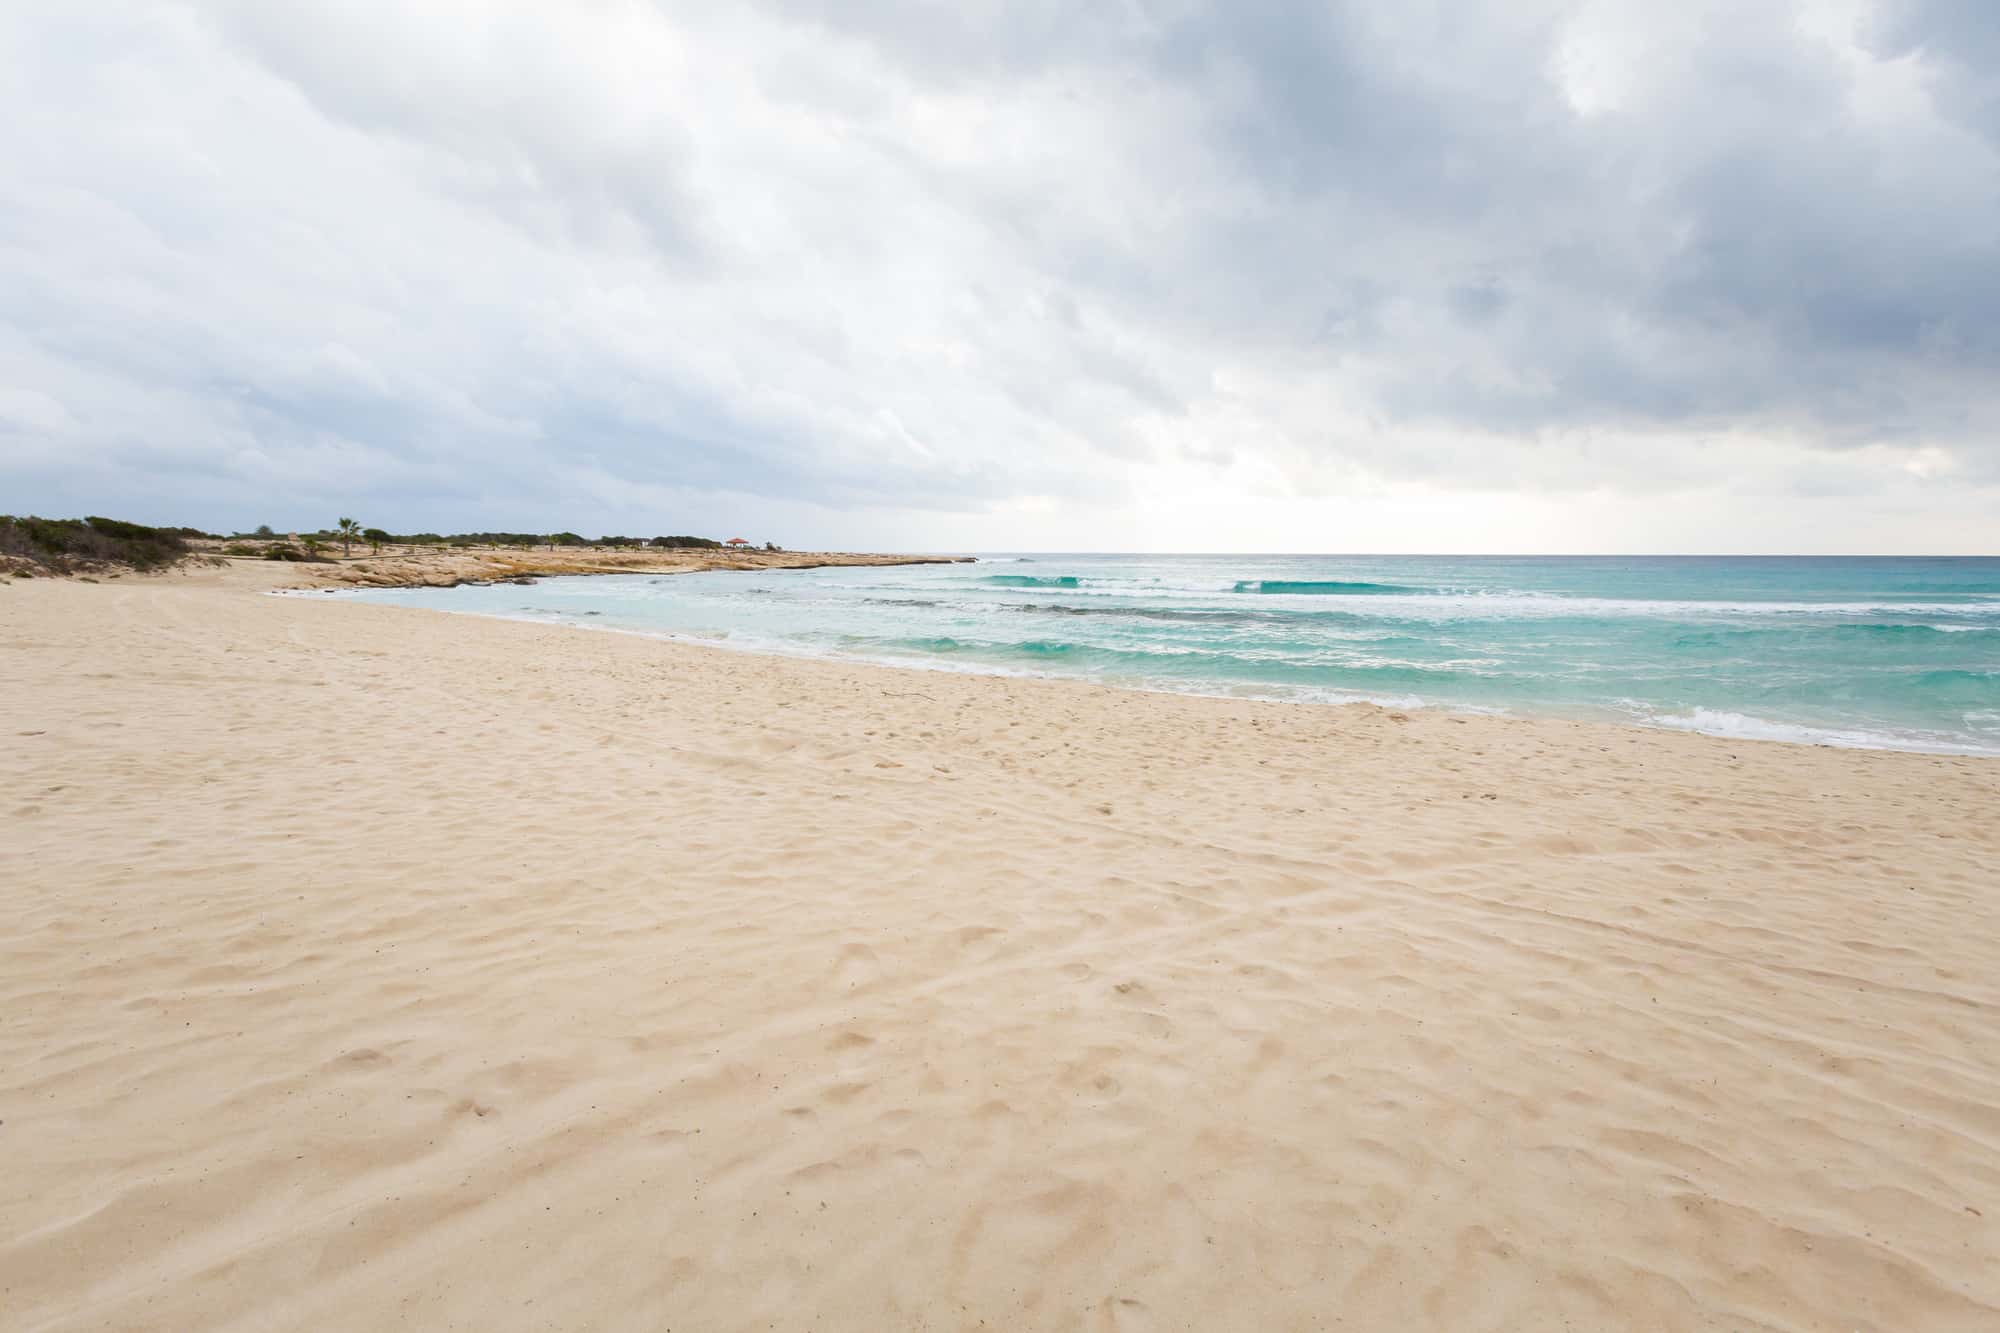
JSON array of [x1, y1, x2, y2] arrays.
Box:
[[832, 943, 883, 989]]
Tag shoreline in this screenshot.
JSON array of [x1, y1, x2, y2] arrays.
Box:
[[5, 563, 1997, 1330], [225, 542, 977, 590], [323, 575, 2000, 761]]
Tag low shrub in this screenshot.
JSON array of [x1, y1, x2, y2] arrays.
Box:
[[0, 515, 190, 573]]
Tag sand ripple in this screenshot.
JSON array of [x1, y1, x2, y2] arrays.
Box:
[[2, 569, 1997, 1330]]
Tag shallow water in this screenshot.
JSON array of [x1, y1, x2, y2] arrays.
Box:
[[341, 554, 2000, 754]]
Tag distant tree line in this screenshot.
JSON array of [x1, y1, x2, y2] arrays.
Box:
[[233, 526, 736, 551], [371, 532, 728, 550]]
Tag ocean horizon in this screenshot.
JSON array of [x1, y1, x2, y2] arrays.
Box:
[[338, 553, 2000, 756]]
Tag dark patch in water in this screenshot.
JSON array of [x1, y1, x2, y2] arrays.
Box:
[[983, 574, 1082, 588]]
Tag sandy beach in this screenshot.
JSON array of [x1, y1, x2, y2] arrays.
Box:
[[3, 559, 1997, 1332]]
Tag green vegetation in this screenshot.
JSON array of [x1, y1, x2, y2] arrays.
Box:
[[353, 531, 726, 549], [392, 530, 565, 548], [0, 515, 752, 575], [0, 515, 190, 574]]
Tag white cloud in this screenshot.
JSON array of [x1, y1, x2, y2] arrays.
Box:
[[1, 0, 1996, 551]]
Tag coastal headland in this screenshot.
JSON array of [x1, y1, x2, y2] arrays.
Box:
[[251, 542, 977, 589], [2, 560, 1997, 1331]]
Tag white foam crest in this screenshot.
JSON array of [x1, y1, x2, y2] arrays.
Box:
[[490, 571, 2000, 624], [1239, 591, 2000, 620], [1633, 706, 2000, 756], [876, 578, 2000, 620]]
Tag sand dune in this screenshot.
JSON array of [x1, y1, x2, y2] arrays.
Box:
[[3, 563, 1997, 1330]]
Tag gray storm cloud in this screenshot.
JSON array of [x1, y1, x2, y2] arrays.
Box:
[[2, 0, 1996, 540]]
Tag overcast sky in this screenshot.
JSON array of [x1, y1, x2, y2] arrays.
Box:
[[3, 1, 1997, 551]]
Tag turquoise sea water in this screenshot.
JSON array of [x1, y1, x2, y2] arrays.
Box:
[[339, 555, 2000, 755]]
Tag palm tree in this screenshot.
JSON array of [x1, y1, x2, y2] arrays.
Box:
[[335, 517, 360, 557]]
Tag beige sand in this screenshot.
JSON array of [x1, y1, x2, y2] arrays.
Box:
[[3, 562, 1997, 1331]]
